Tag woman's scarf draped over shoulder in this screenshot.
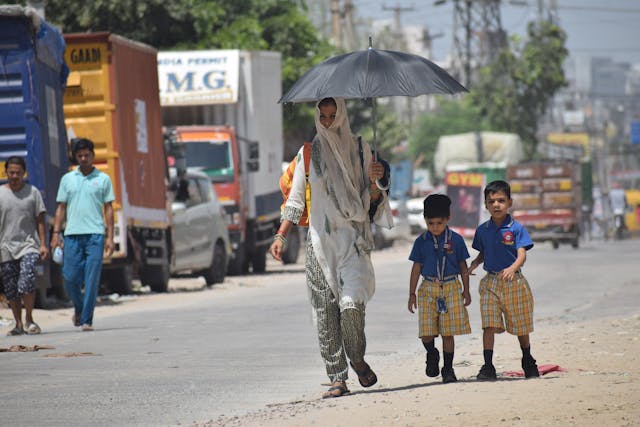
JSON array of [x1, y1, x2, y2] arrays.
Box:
[[314, 98, 368, 224]]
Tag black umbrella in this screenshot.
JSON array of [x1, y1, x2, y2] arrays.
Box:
[[279, 39, 468, 170]]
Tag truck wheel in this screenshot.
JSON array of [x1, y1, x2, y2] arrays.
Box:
[[142, 263, 170, 293], [551, 240, 560, 250], [50, 262, 68, 300], [251, 247, 267, 273], [571, 238, 579, 249], [281, 229, 301, 264], [35, 286, 49, 309], [106, 264, 133, 295], [227, 244, 245, 276], [202, 242, 227, 285]]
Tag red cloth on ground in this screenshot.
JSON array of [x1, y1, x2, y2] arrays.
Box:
[[502, 364, 567, 377]]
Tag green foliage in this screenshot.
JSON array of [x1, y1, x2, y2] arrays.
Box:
[[39, 0, 335, 156], [408, 97, 487, 176], [470, 21, 568, 158]]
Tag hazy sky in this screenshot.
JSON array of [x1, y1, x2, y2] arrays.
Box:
[[350, 0, 640, 65]]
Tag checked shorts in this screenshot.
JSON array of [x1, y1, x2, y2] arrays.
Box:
[[479, 272, 534, 335], [417, 277, 471, 337]]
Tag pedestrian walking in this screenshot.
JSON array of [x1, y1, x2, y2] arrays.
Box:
[[468, 180, 539, 380], [269, 97, 392, 398], [407, 194, 471, 383], [51, 138, 114, 331], [0, 156, 48, 335]]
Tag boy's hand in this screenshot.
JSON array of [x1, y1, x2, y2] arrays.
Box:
[[408, 293, 417, 313], [499, 266, 518, 281], [467, 262, 478, 276], [462, 290, 471, 306]]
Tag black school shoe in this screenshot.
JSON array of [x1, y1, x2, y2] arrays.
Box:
[[476, 364, 497, 380], [522, 356, 540, 378], [441, 366, 457, 383], [425, 350, 440, 377]]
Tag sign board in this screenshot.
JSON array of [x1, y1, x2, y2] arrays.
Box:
[[157, 50, 240, 106], [631, 121, 640, 145], [445, 172, 485, 238]]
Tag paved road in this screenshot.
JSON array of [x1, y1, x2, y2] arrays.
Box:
[[1, 238, 638, 426]]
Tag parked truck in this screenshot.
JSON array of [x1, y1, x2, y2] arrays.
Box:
[[158, 50, 284, 274], [62, 32, 175, 293], [0, 6, 69, 304], [508, 161, 582, 249]]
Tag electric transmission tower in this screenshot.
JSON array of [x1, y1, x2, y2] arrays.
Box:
[[438, 0, 507, 87]]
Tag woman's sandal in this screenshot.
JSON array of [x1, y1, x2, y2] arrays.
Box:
[[350, 361, 378, 388], [322, 382, 350, 399]]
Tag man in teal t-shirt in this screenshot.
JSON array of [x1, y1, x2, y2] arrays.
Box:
[[51, 138, 114, 331]]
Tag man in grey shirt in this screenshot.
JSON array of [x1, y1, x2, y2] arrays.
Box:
[[0, 156, 48, 335]]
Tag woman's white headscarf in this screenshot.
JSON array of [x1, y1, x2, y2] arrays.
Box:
[[314, 98, 369, 224]]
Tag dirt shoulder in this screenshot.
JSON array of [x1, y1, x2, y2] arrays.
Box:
[[201, 312, 640, 427]]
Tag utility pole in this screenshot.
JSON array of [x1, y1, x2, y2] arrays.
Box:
[[382, 3, 415, 50], [331, 0, 342, 48], [343, 0, 356, 51]]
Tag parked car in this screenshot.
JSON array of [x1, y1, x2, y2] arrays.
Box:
[[373, 198, 411, 249], [407, 197, 427, 234], [170, 169, 231, 285]]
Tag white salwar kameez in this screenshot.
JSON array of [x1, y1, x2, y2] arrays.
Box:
[[282, 98, 392, 382]]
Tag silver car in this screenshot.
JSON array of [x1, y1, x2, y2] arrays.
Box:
[[170, 169, 231, 285]]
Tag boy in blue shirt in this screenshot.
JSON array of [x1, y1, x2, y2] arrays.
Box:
[[468, 180, 539, 380], [408, 194, 471, 383]]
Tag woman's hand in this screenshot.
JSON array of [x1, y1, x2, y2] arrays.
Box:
[[269, 238, 284, 261], [368, 161, 384, 184]]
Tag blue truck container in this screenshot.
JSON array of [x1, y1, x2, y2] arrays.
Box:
[[0, 6, 69, 218], [0, 6, 69, 304]]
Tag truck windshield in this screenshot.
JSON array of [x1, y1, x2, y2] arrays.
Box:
[[184, 140, 234, 183]]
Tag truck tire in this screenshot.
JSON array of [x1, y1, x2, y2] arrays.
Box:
[[227, 243, 245, 276], [551, 240, 560, 250], [281, 229, 301, 264], [105, 264, 133, 295], [202, 242, 227, 285], [251, 246, 267, 273], [571, 238, 579, 249], [50, 262, 68, 300], [141, 263, 170, 293]]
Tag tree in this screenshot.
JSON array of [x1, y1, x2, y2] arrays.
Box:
[[38, 0, 335, 154], [408, 97, 487, 179], [470, 21, 568, 158]]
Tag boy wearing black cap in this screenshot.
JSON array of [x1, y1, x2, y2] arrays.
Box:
[[408, 194, 472, 383]]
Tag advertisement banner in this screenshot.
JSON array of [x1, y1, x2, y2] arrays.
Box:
[[157, 50, 240, 106], [445, 172, 485, 238]]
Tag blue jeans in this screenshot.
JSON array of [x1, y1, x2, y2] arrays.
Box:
[[62, 234, 104, 326]]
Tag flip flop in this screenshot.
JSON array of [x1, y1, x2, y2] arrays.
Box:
[[6, 327, 24, 336], [350, 361, 378, 388], [25, 323, 41, 335], [322, 384, 350, 399]]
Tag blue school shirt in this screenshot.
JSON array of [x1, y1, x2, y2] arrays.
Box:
[[56, 167, 115, 235], [409, 228, 470, 278], [471, 214, 533, 272]]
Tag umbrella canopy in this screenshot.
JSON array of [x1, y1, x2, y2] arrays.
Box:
[[279, 47, 467, 104]]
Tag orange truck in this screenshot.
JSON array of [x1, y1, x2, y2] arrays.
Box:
[[63, 33, 172, 293], [158, 51, 284, 274], [508, 161, 582, 249]]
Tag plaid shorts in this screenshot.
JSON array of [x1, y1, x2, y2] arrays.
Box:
[[417, 277, 471, 337], [0, 253, 39, 300], [479, 272, 534, 335]]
